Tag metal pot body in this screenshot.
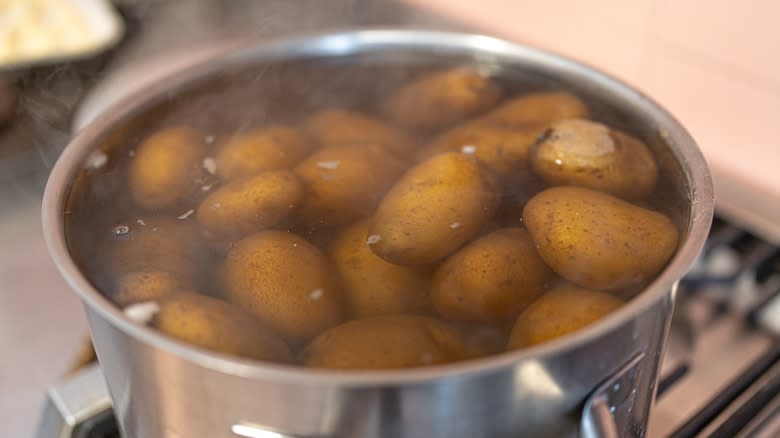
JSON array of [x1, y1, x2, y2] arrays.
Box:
[[86, 290, 672, 438], [43, 30, 713, 438]]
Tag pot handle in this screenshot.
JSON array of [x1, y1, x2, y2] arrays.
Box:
[[581, 353, 646, 438], [36, 363, 115, 438]]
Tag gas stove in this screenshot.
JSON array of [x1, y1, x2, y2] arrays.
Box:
[[1, 1, 778, 438], [34, 217, 780, 438]]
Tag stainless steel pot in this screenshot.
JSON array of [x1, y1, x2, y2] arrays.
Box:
[[42, 30, 714, 438]]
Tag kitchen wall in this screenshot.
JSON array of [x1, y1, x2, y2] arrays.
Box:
[[407, 0, 780, 242]]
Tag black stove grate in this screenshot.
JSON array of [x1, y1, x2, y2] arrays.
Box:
[[652, 216, 780, 438]]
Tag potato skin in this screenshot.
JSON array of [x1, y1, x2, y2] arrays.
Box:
[[302, 109, 416, 159], [294, 143, 405, 226], [222, 231, 343, 344], [196, 170, 303, 239], [368, 152, 500, 265], [420, 123, 541, 177], [215, 125, 314, 180], [530, 119, 658, 199], [482, 91, 588, 128], [103, 217, 206, 286], [129, 126, 205, 210], [329, 219, 432, 318], [507, 286, 623, 348], [386, 68, 503, 131], [431, 228, 552, 322], [301, 315, 474, 369], [152, 292, 292, 363], [113, 271, 181, 307], [523, 186, 679, 291]]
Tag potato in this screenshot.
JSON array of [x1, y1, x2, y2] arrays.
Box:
[[329, 219, 432, 318], [215, 125, 315, 180], [302, 109, 416, 159], [385, 68, 502, 131], [420, 123, 541, 178], [104, 217, 206, 286], [294, 143, 405, 226], [152, 292, 292, 363], [368, 152, 500, 265], [301, 315, 475, 369], [222, 231, 343, 344], [129, 126, 205, 210], [482, 91, 588, 128], [507, 286, 623, 348], [196, 170, 303, 239], [112, 271, 181, 307], [523, 186, 679, 291], [530, 119, 658, 199], [431, 228, 552, 322]]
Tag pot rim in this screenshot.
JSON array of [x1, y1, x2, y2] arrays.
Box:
[[42, 28, 714, 385]]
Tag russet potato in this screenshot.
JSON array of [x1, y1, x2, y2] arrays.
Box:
[[368, 152, 501, 265], [301, 315, 475, 369], [523, 186, 678, 291], [508, 286, 623, 348], [294, 143, 405, 226], [196, 170, 303, 239], [420, 122, 541, 178], [385, 68, 503, 131], [302, 109, 416, 159], [221, 230, 343, 344], [530, 119, 658, 199], [215, 125, 315, 180], [103, 217, 206, 287], [482, 91, 588, 128], [129, 126, 205, 210], [113, 271, 182, 307], [329, 219, 432, 318], [431, 228, 552, 322], [152, 292, 292, 363]]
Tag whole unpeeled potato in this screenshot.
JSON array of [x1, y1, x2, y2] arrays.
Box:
[[104, 217, 206, 287], [385, 68, 503, 131], [301, 315, 475, 369], [196, 170, 303, 239], [368, 152, 500, 265], [215, 125, 315, 180], [329, 219, 432, 318], [152, 292, 292, 363], [431, 228, 552, 322], [530, 119, 658, 199], [507, 286, 623, 348], [482, 91, 588, 128], [113, 271, 181, 307], [221, 231, 343, 344], [129, 126, 205, 210], [523, 186, 678, 291], [302, 109, 416, 159], [294, 143, 405, 226], [420, 122, 541, 178]]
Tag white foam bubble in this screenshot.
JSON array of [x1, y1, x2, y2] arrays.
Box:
[[310, 288, 324, 300], [202, 157, 217, 175], [124, 302, 160, 324]]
